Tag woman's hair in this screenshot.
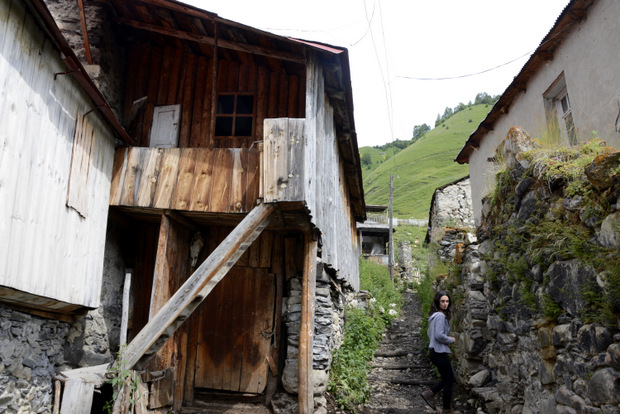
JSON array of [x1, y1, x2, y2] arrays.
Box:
[[428, 290, 452, 320]]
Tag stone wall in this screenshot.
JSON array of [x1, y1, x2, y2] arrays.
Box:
[[428, 177, 476, 262], [277, 260, 348, 414], [0, 221, 127, 413], [451, 130, 620, 413]]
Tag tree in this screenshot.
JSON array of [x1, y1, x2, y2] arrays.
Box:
[[361, 152, 372, 167], [412, 123, 431, 142]]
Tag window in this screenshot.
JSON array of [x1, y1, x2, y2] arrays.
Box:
[[557, 88, 577, 145], [543, 73, 577, 145], [215, 93, 255, 138]]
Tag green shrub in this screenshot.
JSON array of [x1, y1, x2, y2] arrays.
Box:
[[328, 259, 402, 412]]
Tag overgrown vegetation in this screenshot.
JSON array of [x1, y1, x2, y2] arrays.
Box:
[[328, 260, 403, 412], [104, 346, 140, 413], [484, 138, 619, 325]]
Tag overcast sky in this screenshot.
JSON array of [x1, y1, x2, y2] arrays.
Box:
[[182, 0, 571, 147]]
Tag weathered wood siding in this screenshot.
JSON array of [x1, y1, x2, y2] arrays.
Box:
[[305, 57, 359, 290], [124, 43, 306, 149], [109, 147, 261, 213], [263, 53, 360, 290], [0, 0, 116, 308]]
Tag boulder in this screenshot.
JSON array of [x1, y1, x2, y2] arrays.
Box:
[[469, 369, 491, 387], [587, 368, 620, 405], [605, 343, 620, 370], [598, 212, 620, 248], [545, 260, 598, 317], [498, 126, 538, 170], [584, 150, 620, 191]]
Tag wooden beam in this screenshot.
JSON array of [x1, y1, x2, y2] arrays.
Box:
[[119, 203, 275, 370], [298, 233, 317, 414], [115, 16, 305, 63], [76, 0, 92, 64]]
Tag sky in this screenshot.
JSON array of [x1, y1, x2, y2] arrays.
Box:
[[181, 0, 571, 148]]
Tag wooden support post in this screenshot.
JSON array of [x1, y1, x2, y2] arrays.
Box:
[[298, 233, 317, 414], [120, 270, 132, 346]]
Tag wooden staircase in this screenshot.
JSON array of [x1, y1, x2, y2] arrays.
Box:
[[59, 203, 276, 413]]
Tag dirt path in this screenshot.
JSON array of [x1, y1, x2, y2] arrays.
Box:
[[360, 290, 476, 414]]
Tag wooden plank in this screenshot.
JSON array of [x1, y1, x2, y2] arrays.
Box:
[[299, 234, 317, 414], [188, 149, 216, 211], [249, 269, 274, 393], [230, 149, 244, 211], [244, 149, 260, 210], [120, 147, 143, 206], [208, 149, 233, 212], [116, 203, 275, 371], [259, 231, 273, 268], [278, 74, 289, 117], [152, 148, 181, 209], [157, 46, 173, 105], [120, 271, 132, 346], [227, 60, 240, 91], [255, 66, 269, 142], [268, 71, 280, 118], [168, 47, 183, 103], [178, 53, 196, 147], [182, 312, 200, 405], [288, 75, 299, 117], [136, 148, 163, 207], [109, 147, 128, 205], [200, 57, 214, 148], [226, 268, 246, 391], [144, 47, 163, 146], [171, 148, 198, 210], [66, 111, 95, 217], [189, 56, 207, 147], [60, 379, 95, 414]]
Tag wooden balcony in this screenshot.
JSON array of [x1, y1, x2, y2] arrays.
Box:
[[109, 147, 261, 213], [109, 118, 308, 215]]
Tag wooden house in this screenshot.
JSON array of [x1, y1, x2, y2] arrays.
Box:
[[0, 0, 365, 412], [456, 0, 620, 225]]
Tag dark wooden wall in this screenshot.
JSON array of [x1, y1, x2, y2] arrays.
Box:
[[124, 43, 306, 149]]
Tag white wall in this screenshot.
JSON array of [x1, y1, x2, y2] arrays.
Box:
[[469, 0, 620, 224], [0, 0, 116, 308]]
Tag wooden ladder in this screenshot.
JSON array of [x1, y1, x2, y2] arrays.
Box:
[[59, 203, 276, 413]]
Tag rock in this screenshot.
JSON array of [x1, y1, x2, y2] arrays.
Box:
[[578, 324, 613, 354], [598, 212, 620, 248], [584, 150, 620, 191], [469, 369, 491, 387], [545, 260, 598, 317], [605, 343, 620, 370], [271, 392, 298, 414], [553, 324, 572, 348], [587, 368, 620, 405], [498, 126, 538, 170], [467, 290, 489, 320]]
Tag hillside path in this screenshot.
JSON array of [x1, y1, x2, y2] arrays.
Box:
[[360, 290, 476, 414]]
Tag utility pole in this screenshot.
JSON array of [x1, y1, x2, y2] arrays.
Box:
[[388, 173, 394, 280]]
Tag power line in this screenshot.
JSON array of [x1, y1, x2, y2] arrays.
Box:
[[396, 23, 571, 81]]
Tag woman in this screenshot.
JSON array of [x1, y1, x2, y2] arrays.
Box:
[[421, 291, 460, 413]]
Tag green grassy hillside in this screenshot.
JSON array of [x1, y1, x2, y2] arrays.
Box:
[[362, 104, 491, 218], [359, 146, 400, 180]]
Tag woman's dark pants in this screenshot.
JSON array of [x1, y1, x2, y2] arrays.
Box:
[[429, 348, 456, 410]]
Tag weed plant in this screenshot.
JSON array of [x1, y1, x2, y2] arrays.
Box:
[[328, 259, 403, 412]]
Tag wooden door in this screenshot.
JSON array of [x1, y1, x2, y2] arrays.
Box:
[[193, 267, 275, 394], [149, 104, 181, 148]]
